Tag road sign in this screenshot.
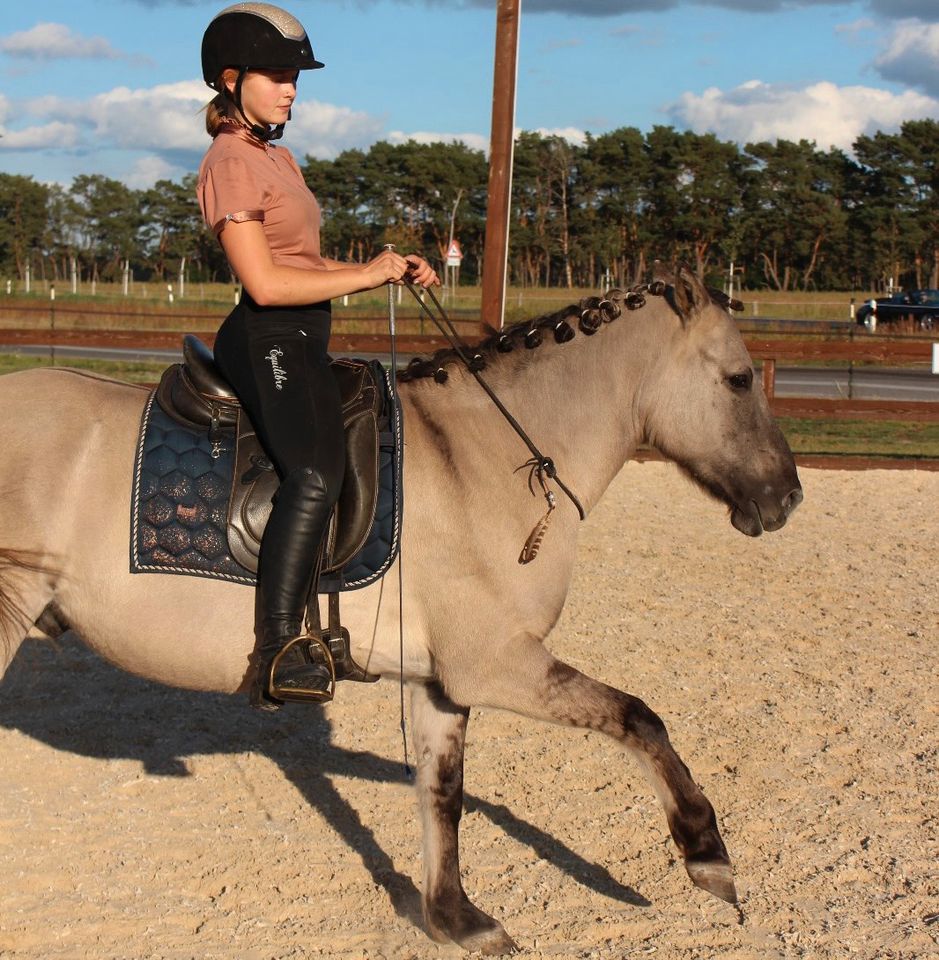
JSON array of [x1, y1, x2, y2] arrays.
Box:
[[446, 240, 463, 267]]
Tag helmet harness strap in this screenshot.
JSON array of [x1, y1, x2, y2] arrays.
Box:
[[230, 67, 286, 142]]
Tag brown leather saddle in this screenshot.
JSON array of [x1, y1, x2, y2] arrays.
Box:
[[156, 335, 385, 580], [153, 334, 392, 685]]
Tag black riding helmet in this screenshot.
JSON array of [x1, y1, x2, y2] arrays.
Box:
[[202, 2, 324, 141]]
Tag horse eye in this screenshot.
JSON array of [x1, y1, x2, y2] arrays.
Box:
[[727, 370, 752, 392]]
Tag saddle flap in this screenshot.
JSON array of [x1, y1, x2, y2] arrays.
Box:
[[226, 358, 386, 576]]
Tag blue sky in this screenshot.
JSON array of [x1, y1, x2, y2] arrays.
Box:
[[2, 0, 939, 188]]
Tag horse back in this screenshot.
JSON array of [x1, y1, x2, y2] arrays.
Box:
[[0, 367, 148, 534]]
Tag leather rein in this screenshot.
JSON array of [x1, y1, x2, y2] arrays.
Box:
[[401, 279, 586, 562]]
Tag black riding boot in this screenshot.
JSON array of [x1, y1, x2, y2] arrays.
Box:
[[250, 466, 336, 710]]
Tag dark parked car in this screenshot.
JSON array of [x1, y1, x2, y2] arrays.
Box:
[[856, 289, 939, 331]]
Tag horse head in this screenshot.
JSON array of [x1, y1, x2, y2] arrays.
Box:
[[639, 262, 803, 536]]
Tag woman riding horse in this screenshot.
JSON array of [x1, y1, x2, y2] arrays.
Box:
[[198, 2, 438, 710]]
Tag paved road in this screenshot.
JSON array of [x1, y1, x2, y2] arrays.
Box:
[[4, 342, 939, 401], [766, 364, 939, 402]]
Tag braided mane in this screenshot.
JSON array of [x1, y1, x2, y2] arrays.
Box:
[[400, 282, 742, 383]]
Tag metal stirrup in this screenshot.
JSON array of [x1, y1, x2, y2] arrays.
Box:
[[267, 635, 336, 704]]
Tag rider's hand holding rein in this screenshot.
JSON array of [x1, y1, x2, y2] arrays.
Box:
[[359, 248, 440, 289], [403, 254, 440, 288]]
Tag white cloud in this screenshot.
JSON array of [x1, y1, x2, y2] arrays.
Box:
[[874, 21, 939, 96], [4, 74, 486, 171], [0, 23, 125, 61], [13, 80, 390, 164], [667, 79, 939, 151], [0, 121, 79, 150], [289, 99, 387, 158], [23, 81, 209, 152], [531, 126, 587, 145], [124, 155, 185, 190], [88, 82, 210, 151], [388, 129, 489, 152]]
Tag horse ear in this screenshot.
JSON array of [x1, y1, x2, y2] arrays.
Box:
[[652, 259, 671, 286], [671, 263, 710, 325]]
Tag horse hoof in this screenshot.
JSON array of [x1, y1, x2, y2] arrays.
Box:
[[685, 858, 738, 904], [425, 903, 518, 954], [460, 926, 519, 955]]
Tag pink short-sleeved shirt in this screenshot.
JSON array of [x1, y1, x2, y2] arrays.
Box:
[[197, 124, 326, 270]]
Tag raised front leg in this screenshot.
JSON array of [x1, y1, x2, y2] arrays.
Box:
[[439, 636, 737, 905], [410, 680, 518, 955]]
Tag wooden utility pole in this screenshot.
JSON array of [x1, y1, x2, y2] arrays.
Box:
[[480, 0, 520, 330]]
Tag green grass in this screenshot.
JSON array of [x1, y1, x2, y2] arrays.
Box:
[[778, 417, 939, 459], [0, 353, 167, 383]]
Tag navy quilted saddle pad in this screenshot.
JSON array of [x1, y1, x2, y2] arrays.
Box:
[[130, 370, 402, 593]]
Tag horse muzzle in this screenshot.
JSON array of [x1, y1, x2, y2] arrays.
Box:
[[731, 486, 803, 537]]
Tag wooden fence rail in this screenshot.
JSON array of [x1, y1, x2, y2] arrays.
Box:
[[746, 339, 938, 421]]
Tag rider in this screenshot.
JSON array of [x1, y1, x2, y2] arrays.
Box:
[[198, 2, 438, 710]]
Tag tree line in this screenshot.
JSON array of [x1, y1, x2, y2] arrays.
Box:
[[3, 118, 939, 293]]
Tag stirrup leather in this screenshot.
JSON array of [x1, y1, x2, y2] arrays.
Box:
[[305, 556, 380, 684], [267, 634, 336, 704]]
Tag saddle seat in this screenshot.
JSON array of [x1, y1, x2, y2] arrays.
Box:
[[181, 334, 239, 402]]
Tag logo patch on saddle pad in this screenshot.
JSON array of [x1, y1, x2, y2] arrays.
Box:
[[130, 358, 402, 592]]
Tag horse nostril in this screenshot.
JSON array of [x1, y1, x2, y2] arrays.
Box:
[[783, 487, 803, 514]]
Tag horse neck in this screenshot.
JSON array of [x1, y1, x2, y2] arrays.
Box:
[[404, 313, 655, 515]]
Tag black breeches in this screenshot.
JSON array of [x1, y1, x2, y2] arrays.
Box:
[[214, 295, 345, 635], [214, 296, 345, 492]]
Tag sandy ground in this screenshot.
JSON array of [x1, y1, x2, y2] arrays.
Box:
[[0, 462, 936, 960]]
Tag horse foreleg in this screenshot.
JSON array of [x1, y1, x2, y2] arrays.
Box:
[[410, 680, 518, 955], [0, 550, 55, 683], [442, 637, 737, 905]]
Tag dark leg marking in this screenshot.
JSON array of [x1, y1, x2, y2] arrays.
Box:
[[446, 646, 737, 906], [412, 681, 518, 954], [543, 660, 736, 902]]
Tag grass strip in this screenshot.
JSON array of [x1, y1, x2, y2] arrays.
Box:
[[0, 353, 168, 383], [778, 416, 939, 459]]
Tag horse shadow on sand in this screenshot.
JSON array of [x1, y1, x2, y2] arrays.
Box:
[[0, 634, 649, 929]]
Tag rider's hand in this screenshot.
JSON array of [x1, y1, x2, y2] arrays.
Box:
[[363, 248, 410, 288], [405, 255, 440, 288]]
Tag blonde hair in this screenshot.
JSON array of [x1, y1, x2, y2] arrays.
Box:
[[204, 69, 239, 138]]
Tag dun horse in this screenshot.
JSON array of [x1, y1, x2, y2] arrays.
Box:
[[0, 265, 801, 953]]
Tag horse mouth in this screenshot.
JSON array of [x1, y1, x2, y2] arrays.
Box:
[[731, 488, 803, 537], [731, 504, 765, 537]]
